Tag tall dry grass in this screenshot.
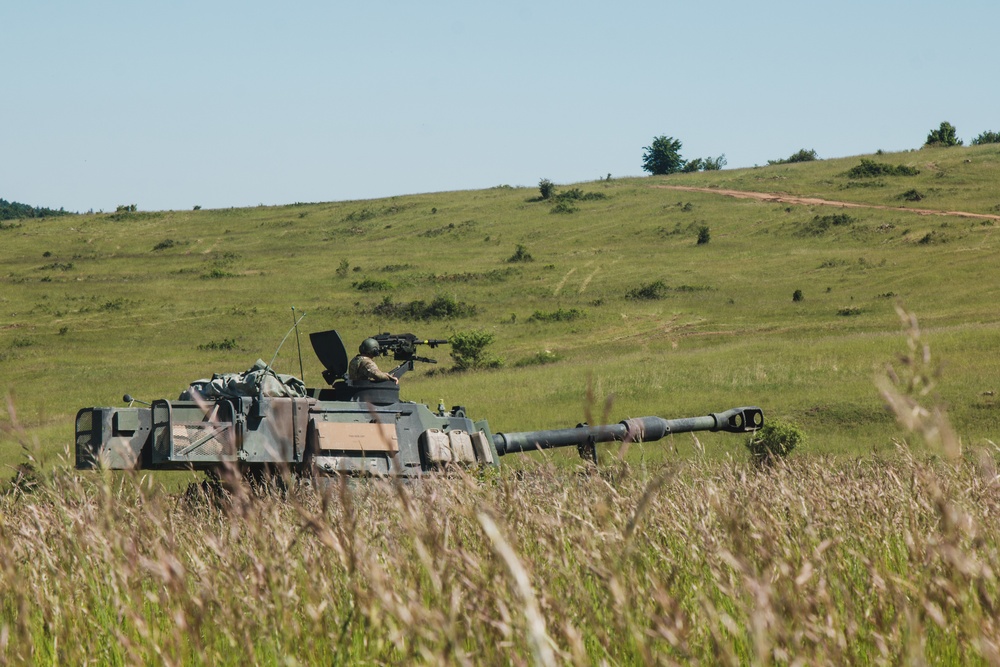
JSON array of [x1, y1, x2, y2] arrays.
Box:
[[1, 452, 998, 665], [1, 308, 998, 664]]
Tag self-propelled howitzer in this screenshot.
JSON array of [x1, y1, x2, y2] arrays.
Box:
[[75, 329, 763, 477]]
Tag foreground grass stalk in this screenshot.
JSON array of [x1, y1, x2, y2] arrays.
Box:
[[0, 454, 998, 664], [478, 511, 557, 667]]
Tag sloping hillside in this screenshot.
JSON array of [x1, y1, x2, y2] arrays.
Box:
[[2, 144, 999, 465]]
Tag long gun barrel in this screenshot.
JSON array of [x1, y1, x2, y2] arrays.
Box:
[[493, 406, 763, 456]]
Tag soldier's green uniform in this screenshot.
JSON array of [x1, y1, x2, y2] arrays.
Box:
[[348, 338, 397, 383]]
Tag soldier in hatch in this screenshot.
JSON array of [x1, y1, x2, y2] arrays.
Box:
[[348, 338, 399, 384]]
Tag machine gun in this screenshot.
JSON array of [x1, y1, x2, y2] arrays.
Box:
[[372, 332, 449, 376]]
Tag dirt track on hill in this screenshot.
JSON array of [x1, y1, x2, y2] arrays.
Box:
[[655, 185, 1000, 222]]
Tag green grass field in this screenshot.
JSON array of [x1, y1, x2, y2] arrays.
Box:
[[3, 144, 999, 466], [3, 144, 1000, 663]]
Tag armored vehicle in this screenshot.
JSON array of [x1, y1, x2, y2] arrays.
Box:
[[75, 330, 763, 477]]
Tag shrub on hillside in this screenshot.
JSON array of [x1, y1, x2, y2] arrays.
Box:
[[846, 159, 919, 178], [526, 308, 584, 323], [203, 267, 238, 279], [642, 135, 685, 175], [198, 338, 239, 351], [538, 179, 555, 200], [683, 155, 727, 172], [513, 349, 563, 367], [745, 420, 803, 466], [626, 280, 669, 300], [682, 158, 704, 173], [449, 330, 503, 371], [799, 213, 856, 236], [971, 130, 1000, 145], [924, 121, 962, 147], [768, 149, 818, 165], [554, 188, 606, 202], [352, 278, 393, 291], [702, 154, 726, 171], [373, 295, 476, 320], [507, 244, 533, 263]]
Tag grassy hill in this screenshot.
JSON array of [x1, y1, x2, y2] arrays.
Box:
[[3, 143, 1000, 469], [4, 145, 1000, 665]]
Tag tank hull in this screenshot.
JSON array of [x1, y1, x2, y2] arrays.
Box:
[[77, 387, 499, 478]]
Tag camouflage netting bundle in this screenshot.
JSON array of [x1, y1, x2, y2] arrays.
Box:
[[179, 359, 307, 400]]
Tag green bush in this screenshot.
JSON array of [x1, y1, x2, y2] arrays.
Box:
[[696, 226, 711, 245], [352, 278, 393, 291], [39, 262, 73, 271], [507, 245, 533, 263], [626, 280, 669, 300], [100, 298, 126, 311], [792, 289, 803, 302], [642, 135, 685, 175], [526, 308, 584, 323], [203, 267, 237, 279], [846, 159, 919, 178], [198, 338, 238, 351], [702, 154, 727, 171], [971, 130, 1000, 145], [538, 179, 555, 200], [373, 295, 476, 320], [681, 155, 726, 172], [924, 121, 962, 147], [681, 158, 703, 173], [554, 188, 606, 202], [900, 189, 924, 202], [768, 148, 818, 165], [745, 420, 803, 465], [3, 461, 41, 495], [513, 350, 563, 367], [550, 200, 577, 214], [449, 330, 503, 371], [918, 231, 947, 245], [799, 213, 856, 236]]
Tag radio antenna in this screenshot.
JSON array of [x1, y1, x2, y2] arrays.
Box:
[[268, 310, 307, 372], [292, 306, 305, 382]]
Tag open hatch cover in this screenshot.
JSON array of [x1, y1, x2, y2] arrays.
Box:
[[309, 329, 349, 380]]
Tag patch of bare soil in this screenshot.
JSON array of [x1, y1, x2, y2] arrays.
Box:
[[655, 185, 1000, 222]]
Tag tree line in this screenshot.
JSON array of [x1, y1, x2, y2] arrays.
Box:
[[0, 198, 74, 221]]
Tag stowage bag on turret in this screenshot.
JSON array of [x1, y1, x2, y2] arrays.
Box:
[[179, 359, 307, 400]]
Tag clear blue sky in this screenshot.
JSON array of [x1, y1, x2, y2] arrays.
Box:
[[3, 0, 997, 212]]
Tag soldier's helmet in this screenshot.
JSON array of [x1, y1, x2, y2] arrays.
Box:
[[359, 338, 380, 356]]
